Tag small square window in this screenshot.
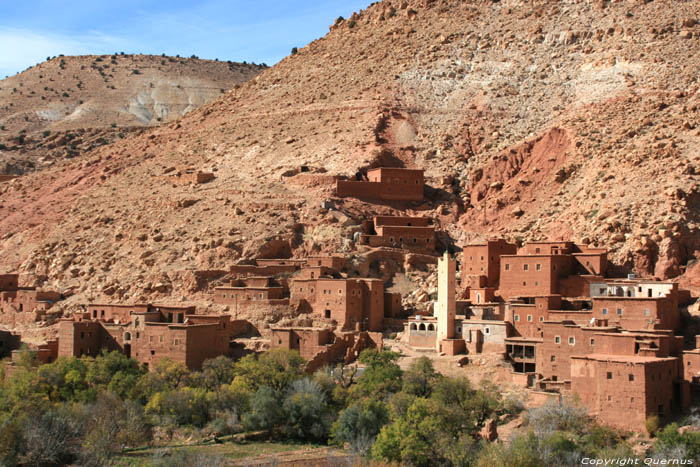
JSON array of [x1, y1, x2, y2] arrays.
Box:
[[590, 338, 595, 346], [550, 355, 556, 362], [602, 308, 608, 315], [555, 336, 561, 344], [568, 337, 575, 345], [524, 264, 529, 271], [617, 308, 623, 316], [536, 264, 541, 271], [505, 264, 510, 271], [607, 372, 612, 379], [527, 315, 533, 322], [539, 316, 544, 322], [629, 374, 634, 382], [514, 315, 520, 322]]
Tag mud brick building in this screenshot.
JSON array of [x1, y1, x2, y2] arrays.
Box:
[[571, 355, 682, 431], [291, 277, 386, 332], [270, 326, 383, 372], [0, 330, 21, 358], [359, 215, 436, 253], [59, 304, 240, 370], [461, 239, 518, 289], [336, 167, 424, 201], [497, 242, 608, 300], [214, 277, 288, 312], [0, 274, 63, 323]]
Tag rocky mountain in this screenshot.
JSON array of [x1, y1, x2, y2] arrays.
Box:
[[0, 54, 265, 174], [0, 0, 699, 315]]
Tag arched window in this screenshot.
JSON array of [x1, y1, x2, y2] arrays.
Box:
[[124, 332, 132, 341], [419, 323, 426, 331], [410, 323, 417, 331], [427, 323, 435, 331]]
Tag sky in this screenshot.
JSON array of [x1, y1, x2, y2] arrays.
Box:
[[0, 0, 373, 78]]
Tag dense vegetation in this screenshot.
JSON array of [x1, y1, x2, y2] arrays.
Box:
[[0, 347, 698, 466]]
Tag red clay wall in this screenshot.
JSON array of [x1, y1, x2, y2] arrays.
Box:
[[592, 297, 679, 331], [571, 357, 678, 432], [0, 275, 19, 291], [537, 322, 601, 381]]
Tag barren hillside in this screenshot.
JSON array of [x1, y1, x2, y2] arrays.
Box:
[[1, 0, 699, 316], [0, 54, 265, 174]]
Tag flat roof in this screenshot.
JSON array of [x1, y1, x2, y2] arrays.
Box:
[[505, 337, 543, 343], [571, 354, 677, 364], [367, 167, 423, 173]]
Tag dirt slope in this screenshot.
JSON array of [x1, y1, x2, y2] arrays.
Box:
[[0, 54, 265, 174], [1, 0, 699, 311]]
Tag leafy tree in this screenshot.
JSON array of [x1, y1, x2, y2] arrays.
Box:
[[146, 387, 210, 427], [282, 378, 333, 442], [233, 349, 305, 392], [351, 349, 402, 399], [37, 357, 95, 403], [331, 399, 388, 454], [402, 356, 438, 397], [85, 351, 144, 399], [244, 386, 284, 432], [201, 355, 236, 389]]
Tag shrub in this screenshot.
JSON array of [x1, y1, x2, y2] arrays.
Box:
[[233, 348, 305, 392], [282, 378, 333, 441], [146, 387, 210, 427], [21, 410, 82, 466], [291, 47, 298, 55], [244, 386, 283, 432], [331, 399, 388, 454], [348, 20, 357, 29], [646, 415, 660, 437], [335, 16, 345, 24], [527, 399, 588, 436], [42, 130, 50, 137]]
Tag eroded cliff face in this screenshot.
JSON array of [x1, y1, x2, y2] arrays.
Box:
[[1, 0, 699, 318]]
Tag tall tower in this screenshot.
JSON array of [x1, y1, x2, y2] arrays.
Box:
[[436, 252, 456, 349]]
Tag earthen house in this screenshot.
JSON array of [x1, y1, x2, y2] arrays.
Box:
[[359, 216, 436, 253], [59, 304, 242, 370], [336, 167, 424, 201]]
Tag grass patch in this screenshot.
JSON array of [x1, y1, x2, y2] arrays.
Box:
[[113, 439, 328, 466]]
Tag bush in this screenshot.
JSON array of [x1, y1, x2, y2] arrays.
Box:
[[21, 410, 82, 466], [244, 386, 283, 432], [146, 387, 210, 427], [527, 399, 588, 436], [348, 20, 357, 29], [282, 378, 333, 441], [331, 399, 388, 454], [291, 47, 298, 55], [646, 416, 660, 437]]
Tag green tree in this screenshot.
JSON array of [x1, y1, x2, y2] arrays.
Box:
[[282, 378, 333, 442], [331, 399, 388, 454], [244, 386, 284, 432], [402, 356, 438, 397], [351, 349, 402, 399], [201, 355, 236, 389], [233, 349, 305, 392]]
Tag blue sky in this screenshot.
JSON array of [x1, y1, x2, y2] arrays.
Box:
[[0, 0, 373, 78]]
